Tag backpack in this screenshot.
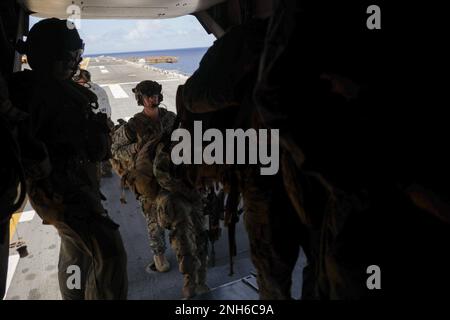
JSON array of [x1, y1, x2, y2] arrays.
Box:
[[109, 120, 127, 177], [125, 135, 162, 200], [110, 118, 163, 200], [67, 81, 112, 162]]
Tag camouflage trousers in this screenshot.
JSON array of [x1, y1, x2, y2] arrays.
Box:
[[155, 191, 208, 295], [28, 182, 128, 300], [139, 196, 167, 255], [240, 169, 304, 300]]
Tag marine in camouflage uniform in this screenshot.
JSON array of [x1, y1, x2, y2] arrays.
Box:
[[10, 18, 127, 300], [254, 0, 450, 299], [178, 17, 302, 299], [111, 80, 174, 270], [153, 142, 209, 299], [111, 80, 209, 297]]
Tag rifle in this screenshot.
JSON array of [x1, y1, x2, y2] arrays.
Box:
[[205, 187, 223, 267], [224, 180, 239, 276]]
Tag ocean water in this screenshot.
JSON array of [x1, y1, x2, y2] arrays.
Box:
[[86, 47, 209, 76]]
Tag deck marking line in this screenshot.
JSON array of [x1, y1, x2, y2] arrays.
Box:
[[4, 254, 20, 298], [108, 84, 129, 99], [18, 210, 35, 223], [99, 79, 180, 87]]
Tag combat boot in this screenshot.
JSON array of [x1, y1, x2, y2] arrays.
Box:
[[154, 254, 171, 272], [195, 269, 210, 295], [195, 284, 210, 295], [182, 274, 197, 299]]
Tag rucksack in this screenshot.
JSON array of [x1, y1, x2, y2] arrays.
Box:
[[125, 135, 162, 200], [67, 81, 112, 162]]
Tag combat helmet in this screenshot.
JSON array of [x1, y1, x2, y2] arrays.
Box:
[[17, 18, 84, 76], [132, 80, 163, 106]]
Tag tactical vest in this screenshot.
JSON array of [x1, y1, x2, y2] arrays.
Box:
[[128, 110, 164, 144]]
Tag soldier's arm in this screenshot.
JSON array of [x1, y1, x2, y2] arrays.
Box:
[[110, 124, 138, 162], [16, 90, 53, 182], [152, 143, 177, 192], [153, 143, 199, 201]]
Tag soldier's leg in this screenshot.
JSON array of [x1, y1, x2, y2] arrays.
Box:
[[29, 168, 128, 300], [85, 163, 128, 299], [140, 196, 166, 256], [83, 216, 128, 299], [56, 224, 91, 300], [140, 196, 170, 272], [56, 184, 128, 300], [267, 184, 303, 299], [242, 172, 301, 300], [158, 192, 201, 298], [55, 219, 128, 300], [27, 188, 91, 300], [170, 224, 199, 298], [191, 202, 209, 292]]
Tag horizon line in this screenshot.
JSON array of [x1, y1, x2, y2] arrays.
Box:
[[85, 46, 208, 57]]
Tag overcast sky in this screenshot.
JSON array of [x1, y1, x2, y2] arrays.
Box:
[[30, 15, 216, 54]]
